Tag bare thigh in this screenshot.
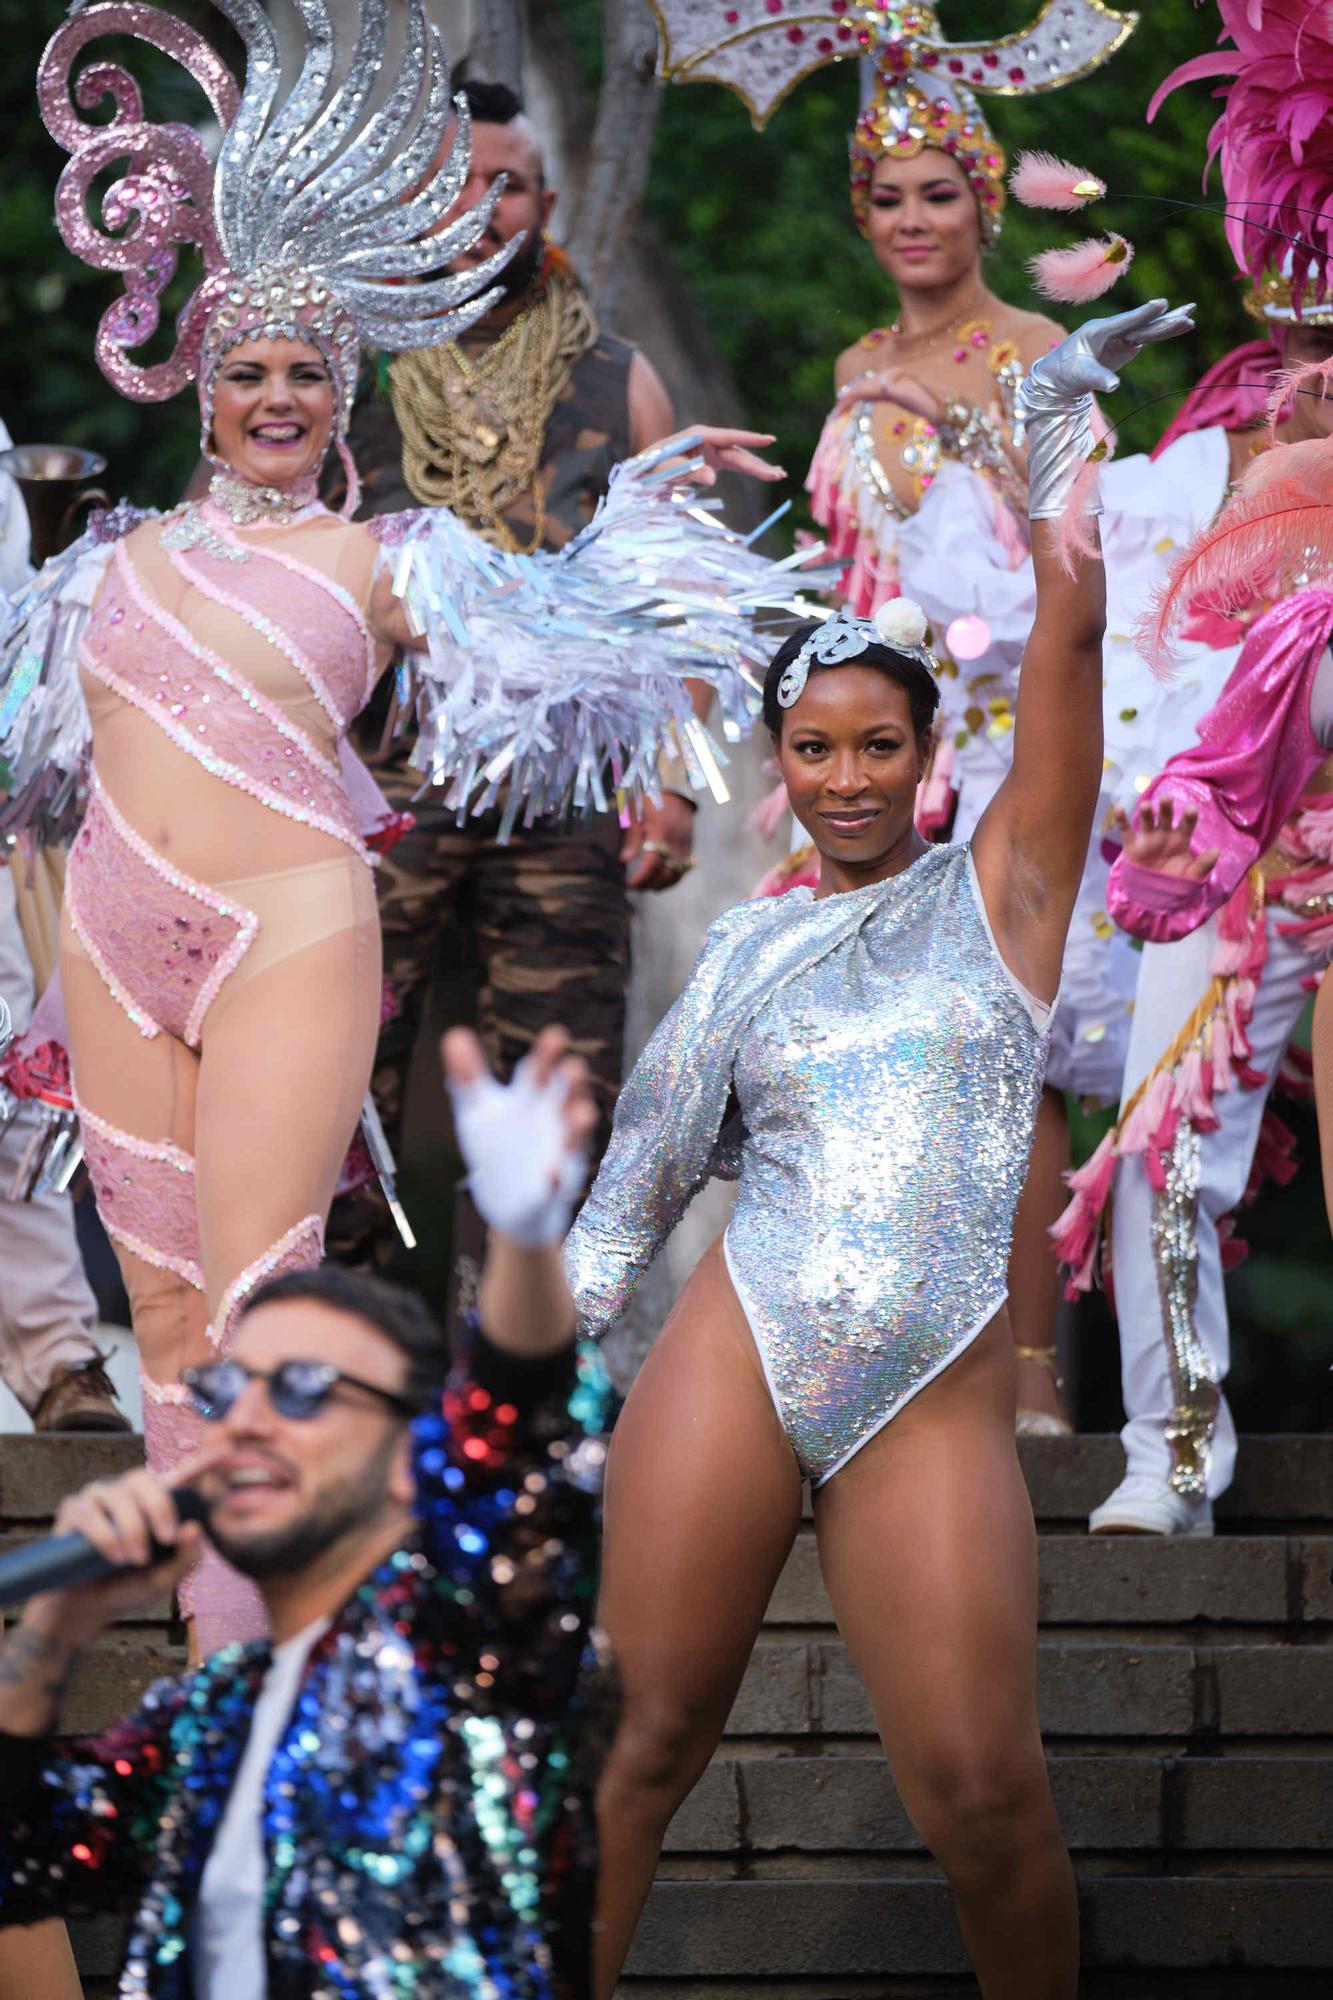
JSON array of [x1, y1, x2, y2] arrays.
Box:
[[599, 1237, 804, 1737], [195, 916, 381, 1310], [814, 1312, 1046, 1816]]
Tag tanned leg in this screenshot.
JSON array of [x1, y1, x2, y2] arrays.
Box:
[[594, 1239, 803, 1998], [1009, 1085, 1072, 1424], [814, 1314, 1078, 2000], [0, 1922, 83, 1999]]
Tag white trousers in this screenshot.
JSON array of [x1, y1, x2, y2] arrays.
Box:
[[0, 864, 99, 1412], [1110, 906, 1323, 1497]]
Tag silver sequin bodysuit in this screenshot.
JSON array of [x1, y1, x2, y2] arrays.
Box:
[[565, 845, 1051, 1483]]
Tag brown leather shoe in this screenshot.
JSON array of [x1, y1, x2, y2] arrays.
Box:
[[32, 1356, 132, 1434]]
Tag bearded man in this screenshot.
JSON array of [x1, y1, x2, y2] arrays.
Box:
[[334, 78, 694, 1319]]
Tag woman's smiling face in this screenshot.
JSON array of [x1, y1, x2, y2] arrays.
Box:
[[865, 147, 982, 293], [208, 337, 336, 486], [776, 665, 929, 876]]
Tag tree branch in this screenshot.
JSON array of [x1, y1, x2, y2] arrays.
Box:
[[561, 0, 664, 308]]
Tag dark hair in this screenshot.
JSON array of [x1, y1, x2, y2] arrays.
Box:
[[762, 621, 941, 740], [241, 1266, 447, 1415], [460, 78, 526, 127]]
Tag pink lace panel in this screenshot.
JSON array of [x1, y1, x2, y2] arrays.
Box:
[[67, 774, 258, 1047], [179, 1541, 269, 1653], [79, 1099, 205, 1290], [212, 1212, 324, 1350], [183, 519, 377, 720], [141, 1382, 269, 1652], [80, 546, 367, 861]]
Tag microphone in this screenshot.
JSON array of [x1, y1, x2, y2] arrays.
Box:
[[0, 1488, 210, 1609]]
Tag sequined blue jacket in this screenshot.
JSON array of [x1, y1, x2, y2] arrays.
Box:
[[0, 1328, 615, 1999]]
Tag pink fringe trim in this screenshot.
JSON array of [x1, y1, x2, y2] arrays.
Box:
[[1050, 872, 1274, 1298]]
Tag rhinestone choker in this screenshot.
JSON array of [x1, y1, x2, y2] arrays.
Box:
[[207, 468, 321, 527]]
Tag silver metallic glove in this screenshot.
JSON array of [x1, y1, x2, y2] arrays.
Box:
[[1017, 299, 1196, 520]]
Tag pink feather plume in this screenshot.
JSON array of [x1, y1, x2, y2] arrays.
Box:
[[1266, 352, 1333, 430], [1009, 151, 1106, 210], [1053, 454, 1110, 581], [1138, 435, 1333, 669], [1149, 0, 1333, 315], [1029, 234, 1135, 304]]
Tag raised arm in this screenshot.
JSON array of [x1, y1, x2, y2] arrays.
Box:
[[443, 1023, 593, 1359], [971, 301, 1195, 1003]]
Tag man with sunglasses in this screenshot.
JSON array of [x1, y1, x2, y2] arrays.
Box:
[[0, 1027, 611, 1998]]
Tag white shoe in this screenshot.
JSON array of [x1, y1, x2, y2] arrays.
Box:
[[1088, 1474, 1214, 1537]]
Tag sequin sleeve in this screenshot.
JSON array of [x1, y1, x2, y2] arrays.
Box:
[[1108, 593, 1333, 942], [411, 1319, 615, 1711], [563, 904, 756, 1336], [0, 1675, 186, 1924]]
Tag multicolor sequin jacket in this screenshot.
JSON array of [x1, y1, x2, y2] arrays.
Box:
[[0, 1325, 615, 1999]]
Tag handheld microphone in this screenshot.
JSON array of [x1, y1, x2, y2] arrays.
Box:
[[0, 1488, 210, 1609]]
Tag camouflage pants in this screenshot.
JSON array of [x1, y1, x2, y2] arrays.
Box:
[[329, 757, 630, 1327]]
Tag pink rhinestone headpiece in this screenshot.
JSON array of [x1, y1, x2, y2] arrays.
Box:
[[38, 0, 510, 459], [646, 3, 1137, 246]]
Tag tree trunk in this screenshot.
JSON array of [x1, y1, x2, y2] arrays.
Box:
[[457, 2, 779, 1378], [559, 0, 664, 310], [465, 0, 525, 92]]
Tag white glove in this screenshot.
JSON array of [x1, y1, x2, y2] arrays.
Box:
[[1018, 299, 1196, 519], [447, 1052, 588, 1248]]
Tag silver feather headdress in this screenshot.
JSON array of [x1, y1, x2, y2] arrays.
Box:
[[38, 0, 511, 469]]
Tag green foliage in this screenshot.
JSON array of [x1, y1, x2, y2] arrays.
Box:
[[0, 1, 231, 504]]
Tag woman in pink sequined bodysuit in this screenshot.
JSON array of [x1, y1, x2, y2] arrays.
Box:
[[29, 0, 788, 1661], [64, 339, 414, 1653]]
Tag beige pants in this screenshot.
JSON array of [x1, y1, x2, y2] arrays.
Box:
[[0, 862, 100, 1414]]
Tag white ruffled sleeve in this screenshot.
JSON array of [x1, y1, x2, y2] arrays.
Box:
[[0, 515, 143, 841]]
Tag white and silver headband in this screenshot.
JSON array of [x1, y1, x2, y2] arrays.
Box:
[[776, 599, 938, 710]]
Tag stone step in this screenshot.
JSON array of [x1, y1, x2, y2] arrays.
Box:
[[7, 1433, 1333, 1530], [1016, 1435, 1333, 1527], [767, 1530, 1333, 1628], [65, 1629, 185, 1734], [622, 1877, 1333, 1979], [665, 1754, 1333, 1856], [620, 1979, 1333, 1998], [726, 1636, 1333, 1740], [0, 1433, 143, 1520]]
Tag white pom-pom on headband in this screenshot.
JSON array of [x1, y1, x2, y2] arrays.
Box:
[[873, 597, 930, 650], [776, 600, 937, 710]]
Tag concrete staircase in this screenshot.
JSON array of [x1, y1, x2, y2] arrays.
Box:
[[1, 1432, 1329, 1998], [623, 1435, 1333, 1999]]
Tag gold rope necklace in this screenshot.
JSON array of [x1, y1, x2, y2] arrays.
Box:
[[388, 267, 598, 553]]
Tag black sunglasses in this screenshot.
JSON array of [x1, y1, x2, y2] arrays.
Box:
[[182, 1358, 417, 1424]]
